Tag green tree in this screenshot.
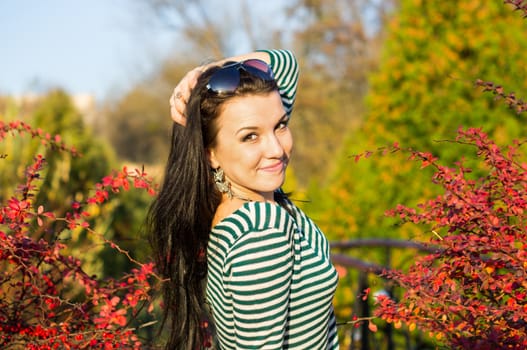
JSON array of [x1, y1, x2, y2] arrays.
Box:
[[312, 0, 527, 339], [322, 0, 527, 247], [269, 0, 396, 187], [1, 90, 153, 278], [1, 91, 115, 208]]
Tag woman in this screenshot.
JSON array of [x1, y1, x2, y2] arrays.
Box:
[[148, 49, 339, 349]]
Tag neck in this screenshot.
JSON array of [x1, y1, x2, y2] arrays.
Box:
[[223, 189, 275, 203], [227, 191, 254, 202]]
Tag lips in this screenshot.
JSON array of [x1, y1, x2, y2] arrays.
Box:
[[260, 160, 286, 172]]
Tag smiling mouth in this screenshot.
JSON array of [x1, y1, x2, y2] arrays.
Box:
[[261, 160, 286, 172]]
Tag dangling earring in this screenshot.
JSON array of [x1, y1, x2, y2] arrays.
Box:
[[213, 167, 233, 198], [213, 167, 253, 202]]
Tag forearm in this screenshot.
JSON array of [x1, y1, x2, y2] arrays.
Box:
[[261, 49, 299, 115]]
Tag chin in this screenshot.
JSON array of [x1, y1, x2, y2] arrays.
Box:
[[253, 177, 285, 194], [268, 182, 285, 193]]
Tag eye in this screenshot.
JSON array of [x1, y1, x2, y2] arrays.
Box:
[[242, 133, 258, 142], [276, 117, 290, 130]]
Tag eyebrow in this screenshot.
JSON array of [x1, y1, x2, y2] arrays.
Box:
[[235, 113, 289, 135]]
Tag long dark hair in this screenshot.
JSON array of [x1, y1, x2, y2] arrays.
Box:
[[147, 62, 279, 349]]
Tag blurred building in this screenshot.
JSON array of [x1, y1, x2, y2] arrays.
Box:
[[71, 93, 97, 125], [7, 92, 97, 125]]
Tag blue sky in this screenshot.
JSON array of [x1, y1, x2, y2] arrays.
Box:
[[0, 0, 175, 102]]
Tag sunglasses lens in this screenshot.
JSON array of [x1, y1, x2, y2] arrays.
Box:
[[206, 59, 273, 94], [206, 67, 241, 94], [243, 59, 274, 79]]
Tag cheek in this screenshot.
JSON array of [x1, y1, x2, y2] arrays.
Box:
[[283, 131, 294, 155]]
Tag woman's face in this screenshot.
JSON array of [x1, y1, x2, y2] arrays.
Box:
[[207, 91, 292, 202]]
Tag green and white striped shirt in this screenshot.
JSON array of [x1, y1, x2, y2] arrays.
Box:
[[206, 201, 339, 349]]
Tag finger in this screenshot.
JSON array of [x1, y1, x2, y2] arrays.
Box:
[[172, 78, 191, 102], [182, 68, 202, 95], [170, 87, 187, 107], [169, 93, 176, 109], [171, 87, 183, 102], [169, 66, 204, 125], [170, 105, 186, 126], [187, 68, 202, 87], [172, 67, 202, 102], [174, 92, 187, 113], [171, 95, 188, 125]]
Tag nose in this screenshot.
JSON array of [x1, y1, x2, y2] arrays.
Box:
[[265, 134, 285, 158]]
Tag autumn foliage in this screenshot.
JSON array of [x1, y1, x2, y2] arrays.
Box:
[[373, 126, 527, 348], [3, 1, 527, 348], [0, 120, 159, 349], [369, 3, 527, 346]]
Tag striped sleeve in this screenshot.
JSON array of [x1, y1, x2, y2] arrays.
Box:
[[259, 49, 299, 116]]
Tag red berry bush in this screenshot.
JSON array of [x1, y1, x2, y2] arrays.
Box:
[[371, 4, 527, 344], [0, 120, 160, 349], [374, 127, 527, 349]]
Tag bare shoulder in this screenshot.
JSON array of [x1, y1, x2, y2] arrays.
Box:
[[211, 200, 247, 228]]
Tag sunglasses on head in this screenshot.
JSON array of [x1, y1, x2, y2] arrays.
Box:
[[206, 59, 275, 94]]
